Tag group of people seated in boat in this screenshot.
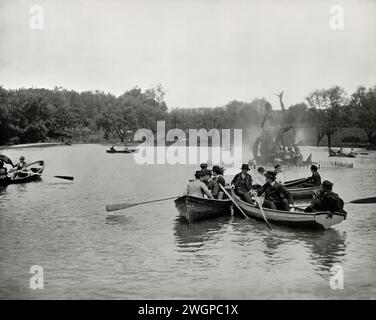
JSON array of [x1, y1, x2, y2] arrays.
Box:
[[0, 156, 28, 181], [185, 163, 227, 200], [186, 161, 344, 213]]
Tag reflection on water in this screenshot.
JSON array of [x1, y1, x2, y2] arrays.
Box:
[[174, 216, 231, 251], [0, 144, 375, 299]]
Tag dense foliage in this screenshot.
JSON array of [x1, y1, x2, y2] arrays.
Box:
[[0, 85, 375, 146]]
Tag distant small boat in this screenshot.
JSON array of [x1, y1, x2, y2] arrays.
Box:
[[106, 148, 137, 154], [230, 188, 346, 230], [0, 161, 44, 186], [174, 195, 232, 223], [329, 149, 356, 158]]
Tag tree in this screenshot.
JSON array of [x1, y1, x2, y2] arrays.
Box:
[[349, 86, 376, 144], [306, 86, 348, 148]]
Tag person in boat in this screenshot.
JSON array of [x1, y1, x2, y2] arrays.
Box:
[[202, 169, 220, 199], [10, 156, 28, 179], [200, 163, 208, 172], [252, 167, 266, 190], [304, 180, 345, 213], [185, 170, 213, 198], [274, 164, 285, 185], [231, 164, 253, 204], [212, 165, 225, 199], [0, 160, 9, 180], [301, 164, 322, 187], [110, 145, 116, 151], [257, 171, 292, 211]]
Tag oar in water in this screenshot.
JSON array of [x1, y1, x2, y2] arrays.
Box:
[[219, 184, 249, 220], [255, 197, 273, 231], [106, 196, 178, 212]]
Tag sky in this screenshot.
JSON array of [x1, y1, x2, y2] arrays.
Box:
[[0, 0, 375, 109]]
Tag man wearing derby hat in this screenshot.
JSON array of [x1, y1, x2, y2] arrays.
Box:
[[231, 164, 253, 204], [257, 170, 292, 211], [200, 163, 208, 171], [304, 180, 345, 213]]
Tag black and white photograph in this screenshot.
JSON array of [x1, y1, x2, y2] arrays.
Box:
[[0, 0, 376, 305]]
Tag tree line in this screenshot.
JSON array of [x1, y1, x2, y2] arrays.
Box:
[[0, 84, 375, 147]]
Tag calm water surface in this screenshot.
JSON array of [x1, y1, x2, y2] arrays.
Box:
[[0, 144, 375, 299]]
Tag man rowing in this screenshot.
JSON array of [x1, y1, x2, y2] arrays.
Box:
[[212, 166, 225, 199], [10, 156, 28, 179], [304, 180, 345, 213], [257, 171, 292, 211], [301, 165, 321, 187], [231, 164, 253, 204], [185, 170, 213, 198], [202, 169, 220, 199]]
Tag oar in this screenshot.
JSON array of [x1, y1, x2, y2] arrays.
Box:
[[18, 170, 74, 181], [219, 184, 249, 220], [255, 197, 273, 231], [106, 196, 178, 212], [293, 196, 376, 210]]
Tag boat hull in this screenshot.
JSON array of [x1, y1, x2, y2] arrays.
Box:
[[287, 185, 320, 199], [174, 195, 232, 223], [230, 189, 346, 230]]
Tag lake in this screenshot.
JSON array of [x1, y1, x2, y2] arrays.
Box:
[[0, 144, 375, 299]]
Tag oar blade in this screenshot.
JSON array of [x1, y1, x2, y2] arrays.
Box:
[[106, 202, 138, 212], [349, 197, 376, 204], [54, 175, 74, 181]]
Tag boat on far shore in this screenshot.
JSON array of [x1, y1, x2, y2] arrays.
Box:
[[106, 148, 137, 154], [329, 149, 356, 158]]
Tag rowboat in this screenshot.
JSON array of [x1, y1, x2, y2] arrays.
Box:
[[0, 161, 44, 186], [284, 178, 320, 199], [230, 188, 346, 230], [106, 149, 137, 154], [174, 195, 232, 223]]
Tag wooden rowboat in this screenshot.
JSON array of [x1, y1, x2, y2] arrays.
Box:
[[284, 178, 320, 200], [0, 161, 44, 186], [230, 188, 346, 230], [106, 149, 137, 154], [174, 195, 232, 223]]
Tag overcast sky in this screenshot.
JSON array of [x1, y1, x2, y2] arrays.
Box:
[[0, 0, 375, 109]]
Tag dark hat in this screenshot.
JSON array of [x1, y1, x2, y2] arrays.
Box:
[[274, 164, 281, 169], [20, 156, 25, 160], [322, 180, 333, 190], [212, 165, 222, 174], [265, 171, 276, 180], [195, 170, 204, 178], [310, 164, 318, 171], [202, 169, 212, 176], [257, 166, 265, 173], [241, 164, 250, 171], [200, 163, 208, 169]]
